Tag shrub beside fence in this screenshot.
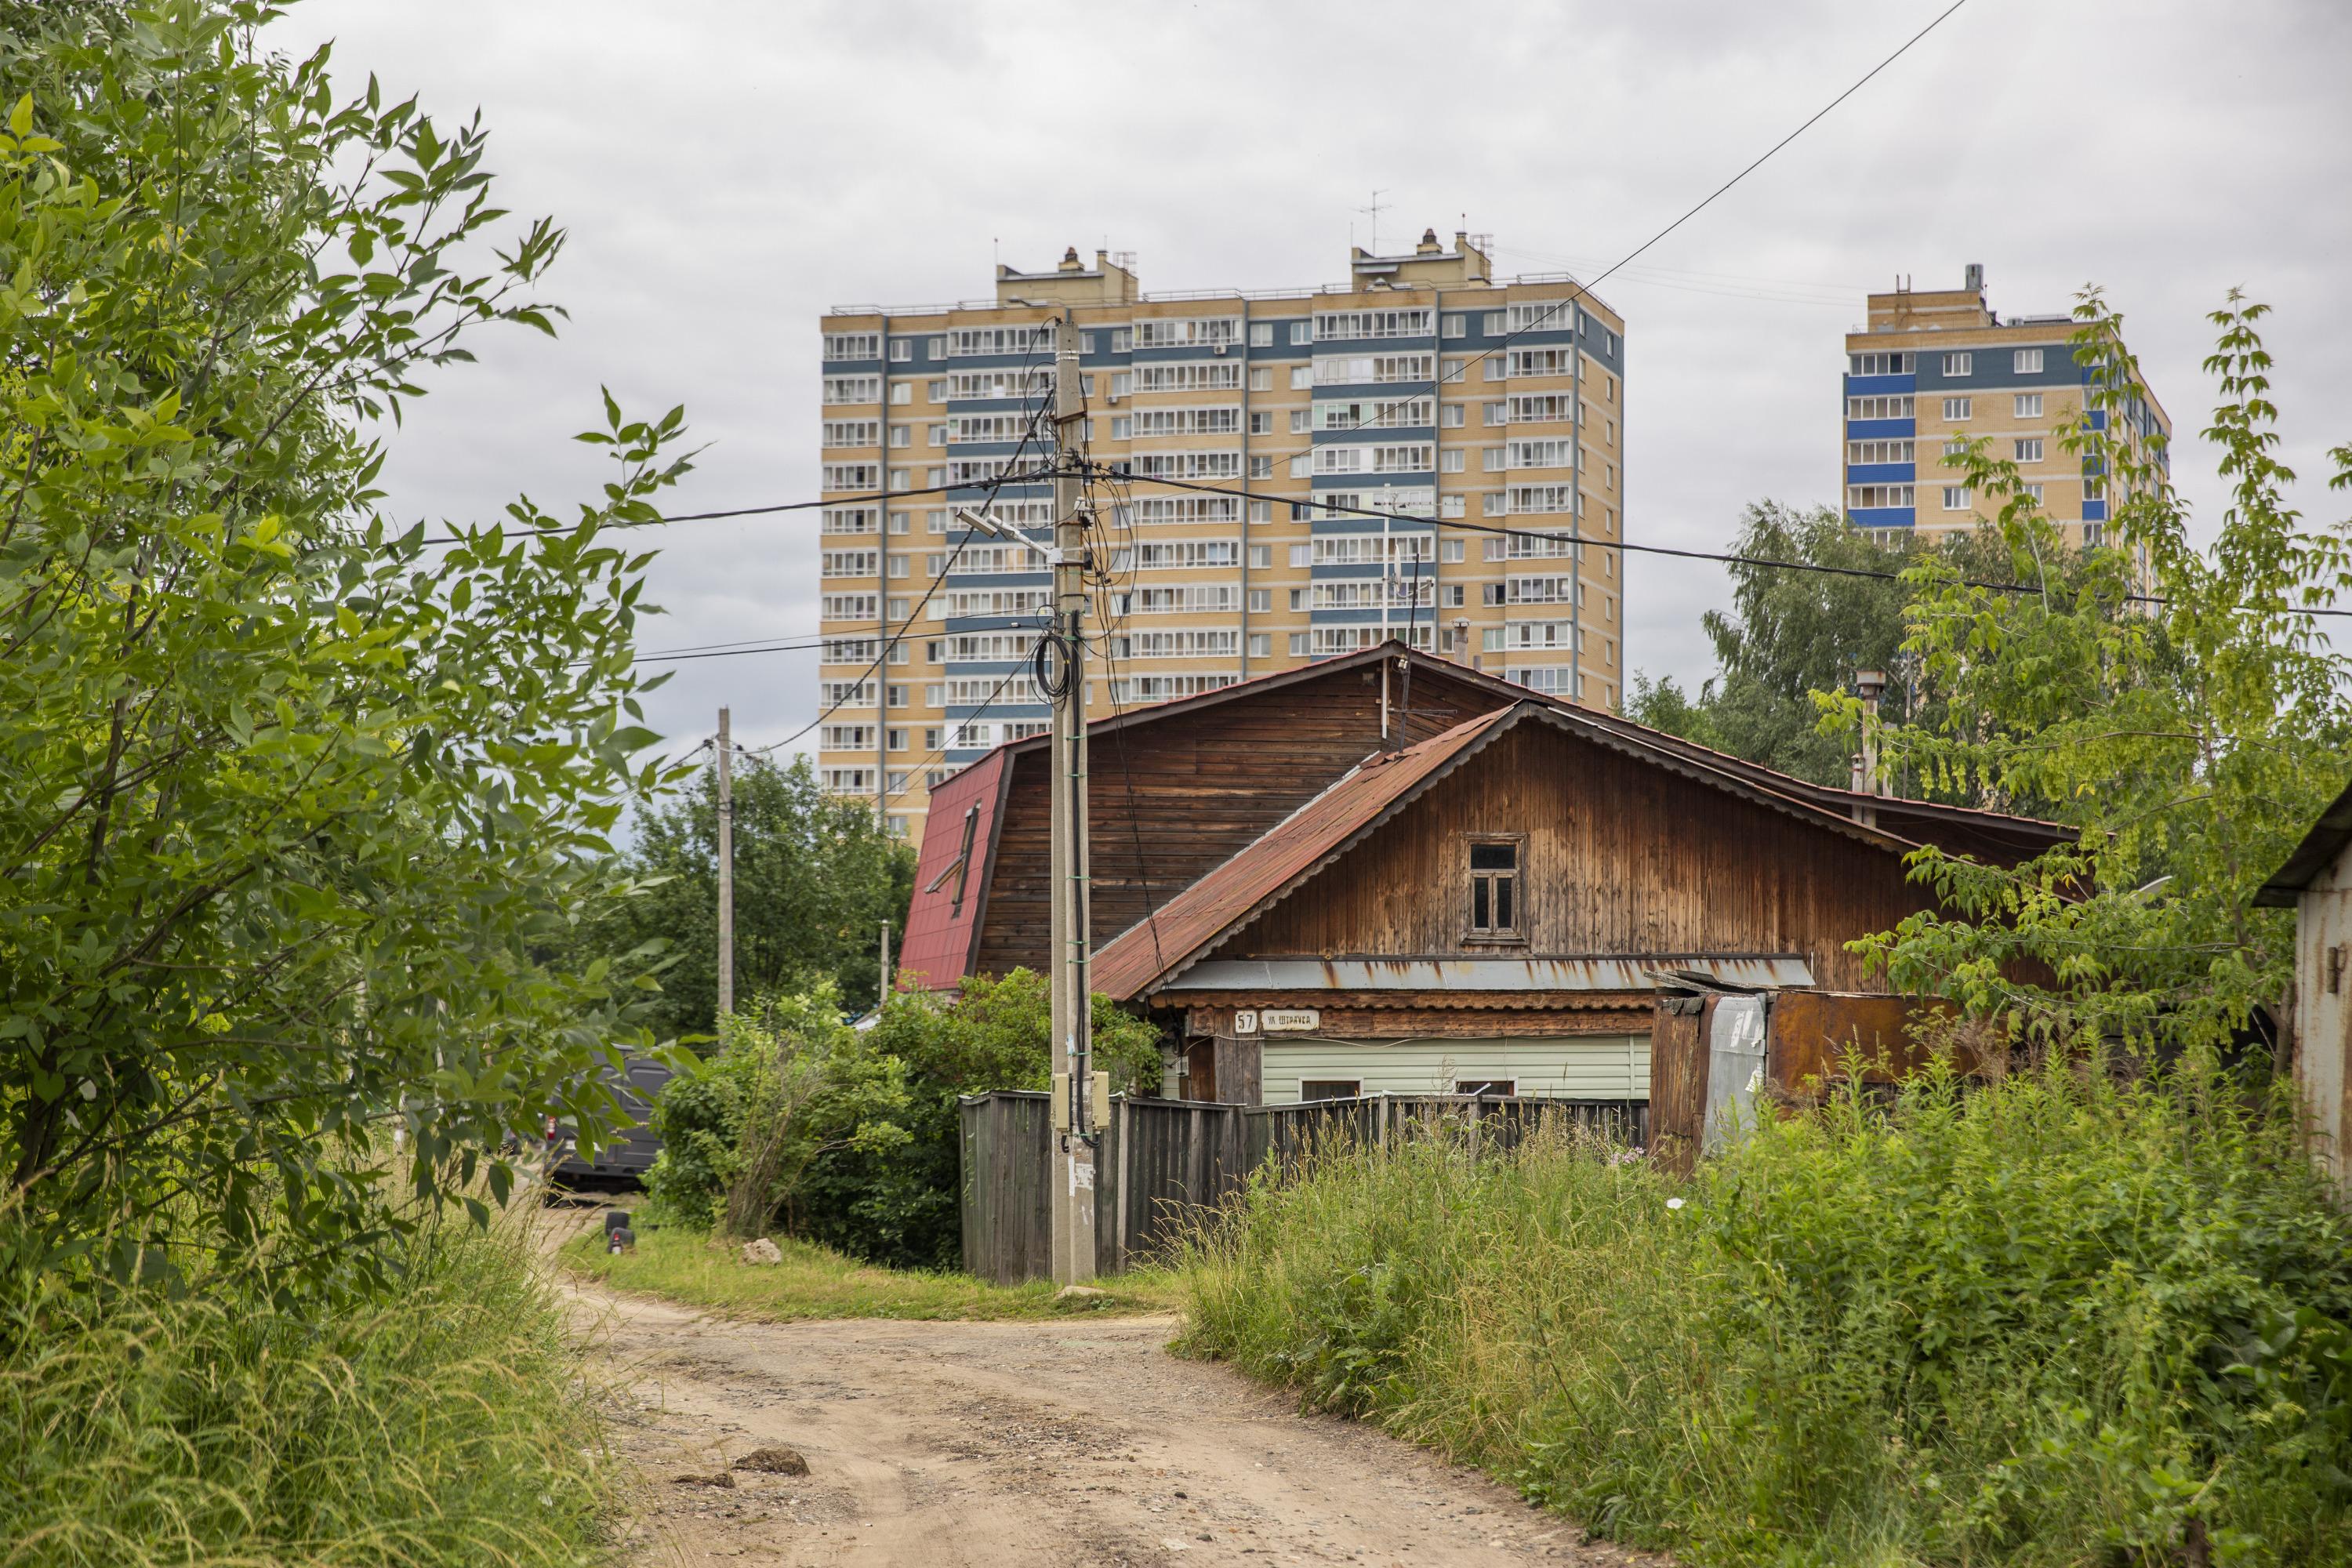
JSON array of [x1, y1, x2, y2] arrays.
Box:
[[960, 1091, 1648, 1283]]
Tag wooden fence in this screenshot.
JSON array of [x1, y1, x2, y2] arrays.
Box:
[[962, 1091, 1649, 1283]]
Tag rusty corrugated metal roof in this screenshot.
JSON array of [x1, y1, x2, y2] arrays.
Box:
[[899, 749, 1011, 989], [1151, 955, 1817, 993], [1091, 706, 1523, 1000]]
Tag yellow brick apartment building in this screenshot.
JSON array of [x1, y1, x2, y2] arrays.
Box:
[[816, 230, 1628, 836], [1842, 263, 2169, 550]]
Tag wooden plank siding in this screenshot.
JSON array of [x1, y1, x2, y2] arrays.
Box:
[[1227, 720, 1933, 993], [972, 662, 1503, 978]]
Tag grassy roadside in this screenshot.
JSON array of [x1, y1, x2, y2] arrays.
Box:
[[0, 1216, 612, 1568], [562, 1223, 1185, 1323], [1179, 1068, 2352, 1566]]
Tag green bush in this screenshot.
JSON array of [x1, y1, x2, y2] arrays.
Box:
[[647, 970, 1163, 1270], [0, 1214, 612, 1568], [1181, 1065, 2352, 1566]]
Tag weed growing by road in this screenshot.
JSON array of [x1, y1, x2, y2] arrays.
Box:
[[566, 1224, 1183, 1323], [0, 1216, 612, 1568], [1180, 1065, 2352, 1566]]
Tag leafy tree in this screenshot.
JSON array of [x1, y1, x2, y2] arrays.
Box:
[[0, 3, 687, 1296], [1842, 291, 2352, 1056], [646, 971, 1160, 1270], [1626, 503, 1923, 782], [593, 753, 915, 1042]]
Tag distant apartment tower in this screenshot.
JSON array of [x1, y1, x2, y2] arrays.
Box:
[[1842, 264, 2169, 547], [817, 230, 1629, 837]]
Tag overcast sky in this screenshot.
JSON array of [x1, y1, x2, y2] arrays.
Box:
[[271, 0, 2352, 764]]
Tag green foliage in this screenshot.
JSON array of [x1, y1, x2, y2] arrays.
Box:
[[1181, 1067, 2352, 1565], [0, 1210, 612, 1567], [587, 754, 915, 1043], [1840, 292, 2352, 1055], [0, 5, 691, 1296], [646, 971, 1162, 1271]]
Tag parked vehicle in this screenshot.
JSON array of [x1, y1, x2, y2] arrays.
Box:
[[547, 1056, 674, 1192]]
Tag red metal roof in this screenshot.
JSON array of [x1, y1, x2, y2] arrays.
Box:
[[1091, 705, 1522, 1000], [898, 748, 1011, 990]]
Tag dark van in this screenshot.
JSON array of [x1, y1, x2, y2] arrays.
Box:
[[548, 1055, 675, 1192]]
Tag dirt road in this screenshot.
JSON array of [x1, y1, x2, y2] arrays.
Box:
[[577, 1283, 1660, 1568]]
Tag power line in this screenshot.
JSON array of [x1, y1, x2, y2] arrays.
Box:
[[1236, 0, 1973, 480], [742, 395, 1058, 756], [410, 468, 1054, 550], [1105, 467, 2352, 621]]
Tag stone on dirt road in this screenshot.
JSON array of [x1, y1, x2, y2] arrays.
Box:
[[669, 1471, 735, 1489], [738, 1237, 782, 1265], [732, 1446, 810, 1475], [1054, 1284, 1109, 1301]]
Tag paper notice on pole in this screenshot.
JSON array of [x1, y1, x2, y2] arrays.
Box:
[[1073, 1162, 1094, 1192]]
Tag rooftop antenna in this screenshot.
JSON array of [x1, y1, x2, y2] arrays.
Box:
[[1358, 189, 1388, 254]]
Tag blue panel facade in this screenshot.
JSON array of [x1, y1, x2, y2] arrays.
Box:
[[1846, 506, 1915, 528], [1844, 418, 1916, 440], [1846, 463, 1915, 485]]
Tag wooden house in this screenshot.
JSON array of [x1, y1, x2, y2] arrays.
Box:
[[902, 641, 2069, 1109], [2256, 783, 2352, 1190]]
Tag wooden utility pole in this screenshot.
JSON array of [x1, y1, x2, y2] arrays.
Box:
[[1046, 311, 1098, 1285], [716, 706, 734, 1018]]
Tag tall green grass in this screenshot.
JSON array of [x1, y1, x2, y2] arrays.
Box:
[[0, 1214, 613, 1568], [1180, 1067, 2352, 1566]]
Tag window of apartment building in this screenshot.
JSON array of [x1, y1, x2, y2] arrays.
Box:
[[1247, 499, 1272, 524], [1605, 463, 1617, 489], [1848, 352, 1915, 376], [1288, 543, 1312, 567], [1943, 486, 1973, 511], [1111, 328, 1132, 353], [1847, 485, 1915, 509], [887, 511, 910, 534], [1943, 351, 1972, 376], [2083, 522, 2106, 548], [1481, 447, 1505, 473], [1441, 584, 1466, 608], [1247, 588, 1272, 612], [1289, 633, 1309, 656], [886, 684, 909, 707], [1290, 366, 1312, 390], [1439, 538, 1465, 563], [1248, 367, 1272, 392], [885, 426, 909, 448], [887, 466, 909, 488], [1288, 454, 1310, 477], [1482, 493, 1505, 517], [1248, 633, 1271, 658], [1247, 411, 1272, 435], [1467, 838, 1523, 940], [2014, 393, 2044, 419], [1944, 397, 1972, 421], [926, 379, 946, 401], [885, 728, 907, 751], [2014, 438, 2044, 463], [925, 509, 947, 532], [923, 728, 942, 751], [1440, 495, 1465, 518], [1250, 321, 1274, 347], [924, 641, 943, 662], [1442, 314, 1466, 339], [1109, 415, 1132, 441], [924, 423, 946, 446], [923, 683, 942, 706], [1248, 545, 1272, 568], [1290, 409, 1311, 434], [889, 339, 912, 363], [1289, 321, 1312, 346], [2014, 348, 2045, 375], [1483, 583, 1505, 605], [2023, 483, 2045, 504], [889, 383, 910, 405], [1441, 449, 1465, 473], [1287, 588, 1306, 610], [1247, 456, 1273, 479], [1439, 403, 1465, 428], [2085, 478, 2107, 502]]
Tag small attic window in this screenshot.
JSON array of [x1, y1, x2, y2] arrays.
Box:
[[1466, 837, 1523, 942]]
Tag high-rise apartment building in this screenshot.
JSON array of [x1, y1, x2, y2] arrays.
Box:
[[1842, 264, 2169, 548], [817, 230, 1628, 837]]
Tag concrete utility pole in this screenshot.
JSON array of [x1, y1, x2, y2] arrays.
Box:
[[878, 918, 891, 1012], [1046, 310, 1098, 1285], [716, 706, 734, 1018]]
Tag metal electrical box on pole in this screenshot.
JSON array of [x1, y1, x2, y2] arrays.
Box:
[[1045, 311, 1098, 1284]]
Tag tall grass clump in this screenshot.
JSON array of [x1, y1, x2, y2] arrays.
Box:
[[0, 1214, 612, 1568], [1181, 1067, 2352, 1566]]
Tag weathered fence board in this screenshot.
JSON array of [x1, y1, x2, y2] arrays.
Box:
[[965, 1091, 1650, 1284], [958, 1091, 1052, 1285]]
